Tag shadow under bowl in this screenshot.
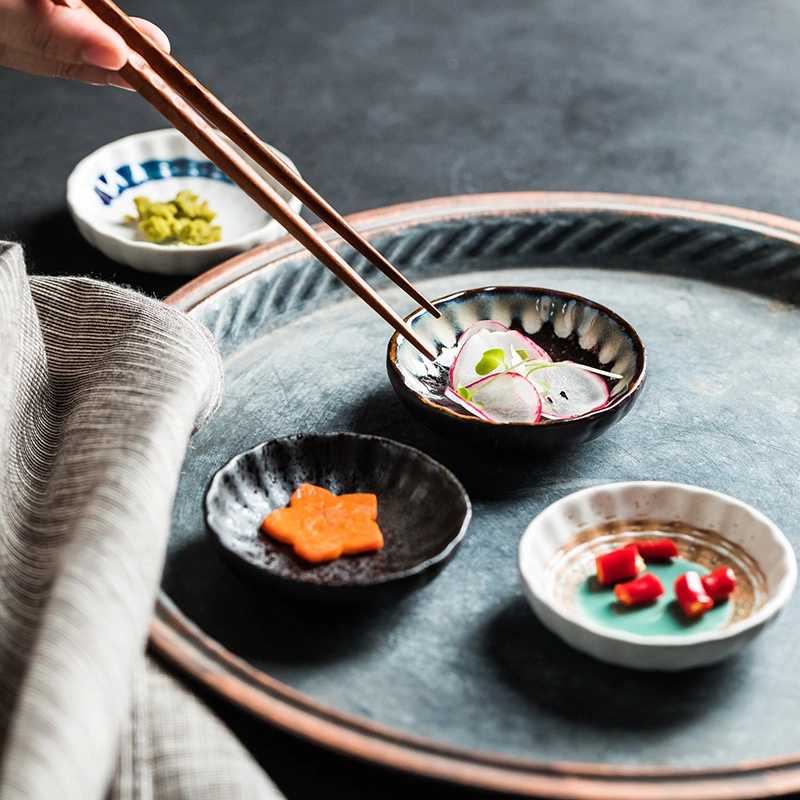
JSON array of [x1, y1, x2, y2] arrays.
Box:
[[387, 286, 647, 451], [204, 432, 472, 605]]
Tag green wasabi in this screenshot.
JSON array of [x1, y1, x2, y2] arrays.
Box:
[[128, 190, 222, 246]]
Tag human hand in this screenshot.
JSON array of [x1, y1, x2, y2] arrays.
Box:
[[0, 0, 169, 88]]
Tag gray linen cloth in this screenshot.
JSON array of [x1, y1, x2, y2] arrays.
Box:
[[0, 243, 285, 799]]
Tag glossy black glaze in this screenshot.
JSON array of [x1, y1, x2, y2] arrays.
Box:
[[387, 287, 647, 451]]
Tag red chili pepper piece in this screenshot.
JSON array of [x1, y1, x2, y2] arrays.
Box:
[[628, 539, 679, 560], [595, 548, 645, 585], [674, 571, 714, 618], [701, 567, 736, 601], [614, 573, 665, 606]]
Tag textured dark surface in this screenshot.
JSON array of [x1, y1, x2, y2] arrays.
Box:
[[5, 0, 800, 797], [204, 432, 469, 601], [163, 197, 800, 796]]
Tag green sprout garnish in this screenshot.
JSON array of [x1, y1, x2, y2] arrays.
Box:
[[468, 348, 624, 396], [474, 348, 507, 376], [523, 360, 623, 382], [456, 384, 483, 408], [447, 325, 628, 423]]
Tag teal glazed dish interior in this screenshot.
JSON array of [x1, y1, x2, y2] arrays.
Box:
[[387, 286, 647, 451], [518, 481, 797, 671]]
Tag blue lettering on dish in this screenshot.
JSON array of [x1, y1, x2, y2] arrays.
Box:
[[94, 158, 233, 204]]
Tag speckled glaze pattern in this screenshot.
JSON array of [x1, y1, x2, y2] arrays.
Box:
[[155, 194, 800, 799], [518, 482, 796, 671], [204, 432, 471, 603], [387, 286, 646, 450]]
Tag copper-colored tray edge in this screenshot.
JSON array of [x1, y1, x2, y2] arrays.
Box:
[[156, 191, 800, 798], [165, 191, 800, 312]]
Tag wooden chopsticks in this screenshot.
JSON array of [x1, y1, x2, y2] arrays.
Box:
[[81, 0, 439, 360]]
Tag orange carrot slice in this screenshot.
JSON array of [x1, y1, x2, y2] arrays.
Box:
[[290, 483, 333, 506], [331, 493, 378, 520], [260, 483, 384, 563], [340, 519, 384, 554]]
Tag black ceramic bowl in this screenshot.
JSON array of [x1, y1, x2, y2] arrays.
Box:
[[204, 432, 471, 604], [387, 286, 647, 451]]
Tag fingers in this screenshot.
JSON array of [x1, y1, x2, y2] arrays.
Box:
[[98, 17, 171, 89], [0, 1, 170, 86], [0, 0, 128, 69], [129, 16, 170, 54], [99, 17, 171, 87], [0, 39, 130, 84]]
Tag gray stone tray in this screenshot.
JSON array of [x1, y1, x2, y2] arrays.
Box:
[[156, 193, 800, 799]]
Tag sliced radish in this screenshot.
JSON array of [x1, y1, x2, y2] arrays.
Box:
[[449, 327, 551, 390], [444, 386, 493, 421], [455, 319, 510, 349], [525, 362, 610, 419], [456, 372, 542, 423]]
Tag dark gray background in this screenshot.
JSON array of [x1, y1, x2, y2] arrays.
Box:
[[3, 1, 800, 797]]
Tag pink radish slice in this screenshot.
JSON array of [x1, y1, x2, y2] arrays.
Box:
[[453, 372, 542, 423], [444, 386, 493, 421], [449, 328, 551, 390], [527, 362, 610, 419], [456, 319, 510, 349]]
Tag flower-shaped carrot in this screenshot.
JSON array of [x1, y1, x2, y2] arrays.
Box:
[[260, 483, 384, 563]]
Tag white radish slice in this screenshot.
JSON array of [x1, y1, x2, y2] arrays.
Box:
[[444, 386, 493, 421], [449, 328, 551, 390], [454, 372, 542, 423], [525, 362, 610, 419], [455, 319, 510, 349]]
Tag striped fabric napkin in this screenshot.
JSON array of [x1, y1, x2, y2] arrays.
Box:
[[0, 243, 284, 799]]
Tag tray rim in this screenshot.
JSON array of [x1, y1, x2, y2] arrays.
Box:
[[156, 191, 800, 799]]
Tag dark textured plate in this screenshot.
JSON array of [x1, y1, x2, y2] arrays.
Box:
[[387, 285, 646, 450], [204, 431, 470, 604], [156, 194, 800, 799]]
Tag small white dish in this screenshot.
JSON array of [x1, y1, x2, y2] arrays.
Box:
[[66, 128, 302, 275], [518, 481, 796, 671]]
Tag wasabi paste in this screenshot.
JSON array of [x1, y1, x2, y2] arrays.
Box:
[[128, 190, 222, 246]]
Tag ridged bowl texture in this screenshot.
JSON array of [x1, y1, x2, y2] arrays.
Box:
[[518, 481, 797, 670], [204, 432, 472, 604], [387, 285, 647, 451]]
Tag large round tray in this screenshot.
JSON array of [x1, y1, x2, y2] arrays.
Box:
[[156, 193, 800, 799]]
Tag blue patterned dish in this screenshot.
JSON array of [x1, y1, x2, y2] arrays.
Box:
[[387, 286, 647, 450], [66, 128, 301, 275]]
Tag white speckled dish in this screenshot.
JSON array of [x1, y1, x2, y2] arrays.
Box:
[[66, 128, 302, 275], [518, 481, 797, 671]]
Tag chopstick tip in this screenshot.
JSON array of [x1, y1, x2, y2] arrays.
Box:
[[401, 331, 437, 361], [418, 298, 442, 318], [414, 339, 437, 361]]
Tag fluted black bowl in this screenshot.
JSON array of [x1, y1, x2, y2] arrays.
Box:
[[204, 432, 471, 605], [387, 286, 647, 451]]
